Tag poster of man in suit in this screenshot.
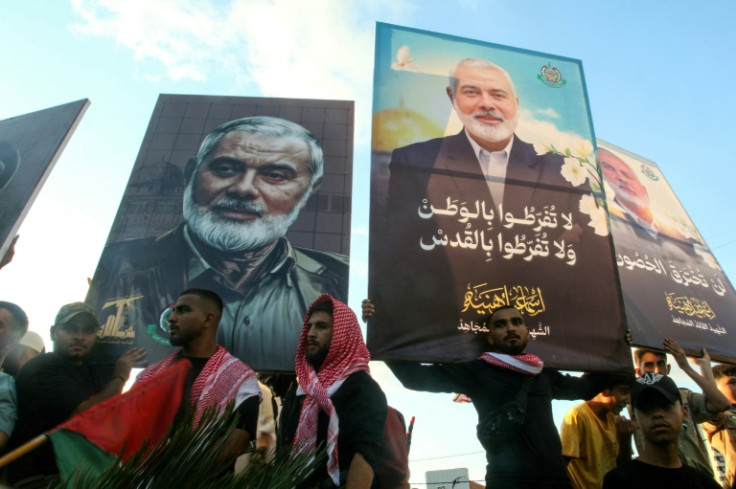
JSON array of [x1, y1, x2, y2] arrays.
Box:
[[368, 23, 628, 371], [599, 140, 736, 361]]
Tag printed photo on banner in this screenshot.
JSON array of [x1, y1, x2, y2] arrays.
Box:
[[86, 95, 353, 372], [368, 23, 629, 371], [599, 139, 736, 363], [0, 100, 89, 259]]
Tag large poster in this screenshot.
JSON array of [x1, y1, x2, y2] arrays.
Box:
[[87, 95, 353, 372], [0, 100, 89, 257], [368, 23, 628, 371], [599, 140, 736, 362]]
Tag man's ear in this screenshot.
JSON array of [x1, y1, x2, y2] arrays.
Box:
[[635, 367, 642, 377], [300, 178, 322, 209], [667, 364, 672, 375], [50, 325, 58, 342], [681, 403, 689, 420], [446, 86, 454, 103]]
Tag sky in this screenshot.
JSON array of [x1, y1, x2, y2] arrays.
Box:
[[1, 0, 736, 485]]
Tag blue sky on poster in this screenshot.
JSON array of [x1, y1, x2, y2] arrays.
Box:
[[1, 0, 736, 484]]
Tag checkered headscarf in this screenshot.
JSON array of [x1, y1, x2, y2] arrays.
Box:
[[293, 294, 370, 486]]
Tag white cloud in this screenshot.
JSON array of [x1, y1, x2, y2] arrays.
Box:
[[68, 0, 411, 144], [535, 107, 560, 119]]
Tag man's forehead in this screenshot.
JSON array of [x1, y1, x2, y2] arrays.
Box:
[[600, 154, 629, 173], [175, 294, 201, 307], [491, 308, 523, 321], [456, 66, 512, 89], [307, 311, 334, 329], [641, 352, 667, 363], [212, 131, 310, 160]]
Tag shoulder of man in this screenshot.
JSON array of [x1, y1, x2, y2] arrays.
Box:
[[294, 246, 350, 276], [16, 352, 59, 376], [335, 371, 386, 401], [390, 132, 468, 162], [102, 225, 185, 266]]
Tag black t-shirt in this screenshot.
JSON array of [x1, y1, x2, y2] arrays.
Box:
[[278, 371, 388, 488], [603, 459, 721, 489], [8, 353, 108, 483]]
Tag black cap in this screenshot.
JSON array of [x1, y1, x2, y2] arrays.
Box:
[[631, 372, 680, 409]]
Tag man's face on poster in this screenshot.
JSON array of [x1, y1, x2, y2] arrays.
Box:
[[184, 131, 315, 251], [599, 149, 650, 213], [449, 64, 519, 148]]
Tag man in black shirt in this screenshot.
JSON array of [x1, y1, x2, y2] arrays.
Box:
[[279, 294, 387, 488], [364, 300, 605, 489], [8, 302, 147, 486], [136, 288, 260, 459], [603, 373, 720, 489]]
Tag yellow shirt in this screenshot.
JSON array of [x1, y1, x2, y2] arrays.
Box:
[[561, 401, 619, 489]]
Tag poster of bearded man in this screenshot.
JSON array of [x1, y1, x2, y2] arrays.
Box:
[[368, 23, 628, 371], [87, 95, 353, 372]]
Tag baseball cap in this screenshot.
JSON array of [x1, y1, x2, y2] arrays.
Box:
[[631, 372, 680, 409], [54, 302, 98, 326]]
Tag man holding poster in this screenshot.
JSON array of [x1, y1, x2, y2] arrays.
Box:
[[368, 25, 628, 372]]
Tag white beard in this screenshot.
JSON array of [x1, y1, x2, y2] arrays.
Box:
[[182, 184, 302, 252], [454, 100, 518, 145]]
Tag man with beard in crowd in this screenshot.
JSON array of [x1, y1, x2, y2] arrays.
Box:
[[88, 116, 348, 370], [7, 302, 146, 487], [279, 295, 387, 488], [364, 300, 609, 489], [136, 289, 260, 460]]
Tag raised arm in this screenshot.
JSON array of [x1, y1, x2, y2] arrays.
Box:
[[73, 348, 147, 414], [664, 337, 730, 414]]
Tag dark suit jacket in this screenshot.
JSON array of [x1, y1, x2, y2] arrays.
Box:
[[368, 132, 629, 370]]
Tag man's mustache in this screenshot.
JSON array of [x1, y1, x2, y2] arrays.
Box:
[[473, 110, 505, 121], [211, 198, 263, 217]]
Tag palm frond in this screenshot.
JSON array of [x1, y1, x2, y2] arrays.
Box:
[[60, 402, 321, 489]]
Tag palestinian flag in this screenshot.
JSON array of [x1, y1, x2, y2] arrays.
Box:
[[48, 360, 190, 480]]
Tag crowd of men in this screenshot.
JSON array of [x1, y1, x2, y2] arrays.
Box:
[[1, 56, 736, 489]]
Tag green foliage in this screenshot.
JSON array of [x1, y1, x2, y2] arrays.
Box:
[[60, 403, 321, 489]]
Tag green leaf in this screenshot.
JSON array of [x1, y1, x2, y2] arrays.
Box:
[[58, 402, 322, 489]]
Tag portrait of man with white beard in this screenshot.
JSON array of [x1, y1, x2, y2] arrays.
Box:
[[87, 104, 351, 373], [367, 54, 626, 370]]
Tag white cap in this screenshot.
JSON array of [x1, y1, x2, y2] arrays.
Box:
[[18, 331, 44, 353]]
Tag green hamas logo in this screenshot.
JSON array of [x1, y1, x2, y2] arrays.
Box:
[[538, 62, 566, 88], [640, 163, 660, 181]]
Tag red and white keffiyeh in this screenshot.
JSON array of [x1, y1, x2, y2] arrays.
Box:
[[479, 352, 544, 375], [293, 294, 370, 486], [137, 345, 258, 425]]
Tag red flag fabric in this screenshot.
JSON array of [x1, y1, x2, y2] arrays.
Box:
[[49, 359, 190, 461]]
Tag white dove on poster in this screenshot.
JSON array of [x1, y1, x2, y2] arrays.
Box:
[[391, 45, 418, 71]]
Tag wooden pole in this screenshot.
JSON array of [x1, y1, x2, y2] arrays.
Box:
[[0, 434, 47, 468]]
